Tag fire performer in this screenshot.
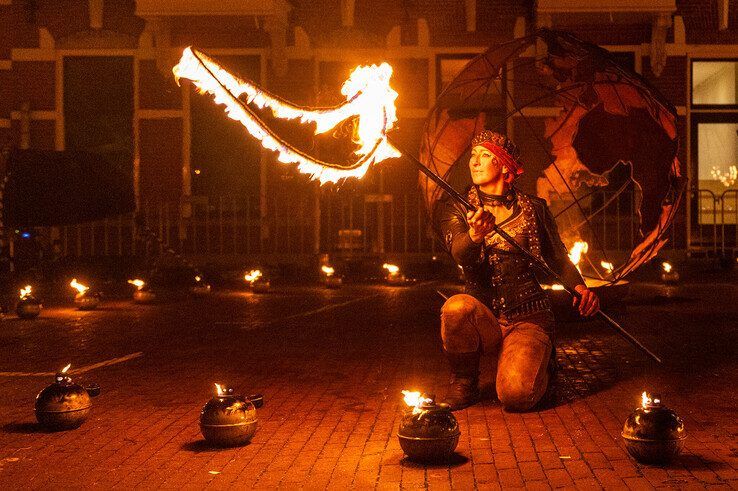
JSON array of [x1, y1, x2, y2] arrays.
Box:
[[438, 130, 600, 411]]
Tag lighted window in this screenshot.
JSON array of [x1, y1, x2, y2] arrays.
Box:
[[692, 61, 738, 106], [697, 123, 738, 224]]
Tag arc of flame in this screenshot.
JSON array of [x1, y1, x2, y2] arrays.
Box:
[[382, 263, 400, 275], [70, 278, 89, 295], [19, 285, 32, 299], [173, 47, 401, 184], [662, 262, 672, 273], [61, 363, 71, 373], [321, 265, 335, 276], [128, 279, 145, 290], [244, 269, 263, 284], [568, 241, 589, 269]]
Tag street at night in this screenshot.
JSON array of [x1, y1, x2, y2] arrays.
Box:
[[0, 273, 736, 489]]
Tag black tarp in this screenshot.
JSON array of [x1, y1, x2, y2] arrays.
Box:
[[2, 148, 135, 227]]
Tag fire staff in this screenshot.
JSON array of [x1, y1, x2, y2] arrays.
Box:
[[438, 130, 600, 411]]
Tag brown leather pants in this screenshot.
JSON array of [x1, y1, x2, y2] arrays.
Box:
[[441, 294, 554, 411]]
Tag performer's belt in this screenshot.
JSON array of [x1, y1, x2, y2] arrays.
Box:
[[498, 297, 552, 319]]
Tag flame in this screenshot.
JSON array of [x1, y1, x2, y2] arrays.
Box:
[[61, 363, 71, 374], [662, 262, 672, 273], [194, 275, 202, 282], [402, 390, 433, 415], [542, 284, 565, 291], [568, 241, 589, 270], [69, 278, 89, 295], [244, 269, 263, 284], [173, 48, 400, 184], [382, 263, 400, 275], [600, 261, 614, 274], [321, 265, 335, 277], [214, 383, 224, 396], [19, 285, 32, 300], [128, 279, 145, 290], [641, 391, 652, 408]]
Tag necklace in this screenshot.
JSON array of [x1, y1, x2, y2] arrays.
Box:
[[477, 187, 517, 209]]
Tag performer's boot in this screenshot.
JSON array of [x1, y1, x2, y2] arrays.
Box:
[[442, 350, 480, 411]]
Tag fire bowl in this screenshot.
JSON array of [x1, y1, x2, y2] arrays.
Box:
[[661, 271, 680, 284], [133, 289, 157, 304], [622, 398, 685, 465], [252, 279, 271, 293], [200, 390, 258, 447], [16, 298, 42, 319], [75, 293, 100, 311], [35, 375, 94, 431], [398, 402, 460, 463]]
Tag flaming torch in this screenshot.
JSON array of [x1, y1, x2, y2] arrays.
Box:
[[321, 264, 343, 288], [70, 278, 100, 310], [16, 285, 41, 319], [199, 383, 259, 447], [397, 391, 459, 463], [621, 391, 685, 464], [568, 241, 589, 273], [660, 261, 679, 284], [35, 363, 99, 431], [244, 269, 270, 293]]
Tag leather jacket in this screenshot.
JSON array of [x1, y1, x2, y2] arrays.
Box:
[[437, 186, 585, 316]]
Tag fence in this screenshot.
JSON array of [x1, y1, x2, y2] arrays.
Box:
[[47, 189, 703, 259], [690, 188, 738, 256]]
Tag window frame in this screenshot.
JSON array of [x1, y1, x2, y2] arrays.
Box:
[[690, 58, 738, 110]]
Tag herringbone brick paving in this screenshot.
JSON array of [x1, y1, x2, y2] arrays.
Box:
[[0, 280, 736, 489]]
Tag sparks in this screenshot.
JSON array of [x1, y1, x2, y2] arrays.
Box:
[[69, 278, 89, 295], [173, 47, 401, 184]]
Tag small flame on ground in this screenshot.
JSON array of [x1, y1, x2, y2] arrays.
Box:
[[195, 275, 202, 282], [402, 390, 433, 410], [641, 391, 652, 408], [70, 278, 89, 295], [382, 263, 399, 275], [128, 279, 145, 290], [568, 241, 589, 270], [600, 261, 614, 274], [19, 285, 32, 299], [214, 383, 224, 396], [244, 269, 263, 284], [321, 265, 335, 277], [662, 262, 672, 273], [61, 363, 71, 374]]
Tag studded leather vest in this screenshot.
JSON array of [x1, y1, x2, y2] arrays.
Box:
[[468, 187, 550, 317]]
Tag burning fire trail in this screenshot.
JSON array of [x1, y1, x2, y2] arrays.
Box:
[[173, 48, 400, 183], [70, 278, 89, 295]]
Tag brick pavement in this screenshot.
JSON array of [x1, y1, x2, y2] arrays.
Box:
[[0, 280, 736, 489]]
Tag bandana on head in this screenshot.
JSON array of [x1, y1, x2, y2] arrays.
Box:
[[471, 130, 524, 182]]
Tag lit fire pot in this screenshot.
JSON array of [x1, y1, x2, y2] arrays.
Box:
[[190, 275, 211, 296], [622, 393, 686, 465], [321, 265, 343, 289], [129, 279, 157, 304], [245, 270, 270, 293], [70, 279, 100, 310], [35, 365, 99, 431], [397, 391, 460, 463], [660, 262, 679, 284], [16, 285, 41, 319], [200, 385, 259, 447]]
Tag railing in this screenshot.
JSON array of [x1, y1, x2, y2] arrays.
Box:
[[690, 188, 738, 256], [48, 189, 697, 259]]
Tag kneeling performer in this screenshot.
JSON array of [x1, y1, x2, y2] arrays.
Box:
[[438, 131, 600, 412]]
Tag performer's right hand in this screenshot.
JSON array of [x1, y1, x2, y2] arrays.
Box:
[[467, 208, 496, 243]]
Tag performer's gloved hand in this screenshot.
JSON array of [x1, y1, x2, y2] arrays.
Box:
[[573, 284, 600, 317], [466, 207, 496, 243]]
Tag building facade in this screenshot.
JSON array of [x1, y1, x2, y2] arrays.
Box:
[[1, 0, 736, 259]]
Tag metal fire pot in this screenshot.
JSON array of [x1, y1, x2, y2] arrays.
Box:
[[16, 297, 42, 319], [622, 396, 685, 465], [75, 292, 100, 310], [661, 271, 680, 284], [398, 400, 460, 462], [200, 387, 258, 447], [35, 371, 98, 430], [252, 278, 271, 293]]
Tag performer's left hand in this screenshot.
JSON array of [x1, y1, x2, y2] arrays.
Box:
[[573, 284, 600, 317]]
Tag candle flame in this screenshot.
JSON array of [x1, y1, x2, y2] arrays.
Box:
[[19, 285, 32, 299], [244, 269, 263, 284], [600, 261, 614, 274], [61, 363, 71, 374], [69, 278, 89, 295], [382, 263, 399, 275], [128, 279, 145, 290], [402, 390, 433, 414], [321, 265, 335, 277], [173, 47, 400, 184], [568, 241, 589, 270], [662, 262, 672, 273]]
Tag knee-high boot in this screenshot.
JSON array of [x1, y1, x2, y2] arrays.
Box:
[[442, 350, 480, 411]]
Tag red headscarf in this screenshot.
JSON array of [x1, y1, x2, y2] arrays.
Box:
[[471, 130, 524, 182]]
